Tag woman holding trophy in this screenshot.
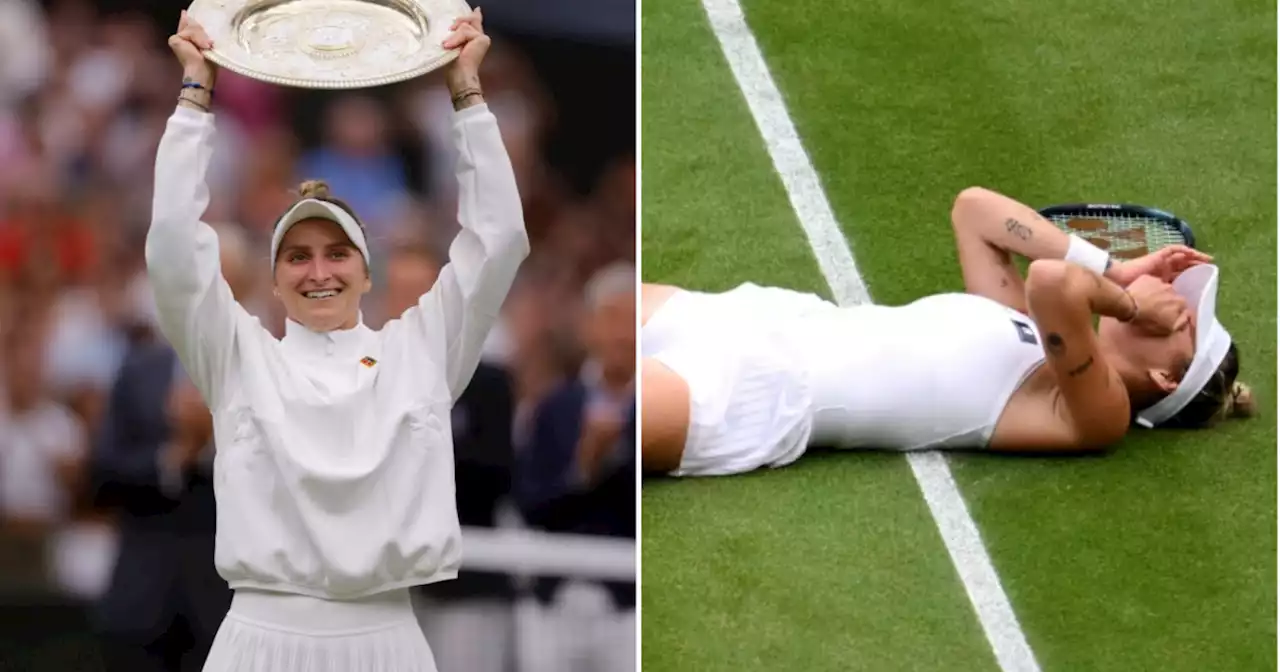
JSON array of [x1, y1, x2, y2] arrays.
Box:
[[147, 5, 528, 670]]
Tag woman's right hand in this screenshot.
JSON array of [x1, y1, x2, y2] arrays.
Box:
[[169, 10, 218, 86], [1125, 274, 1190, 335], [1106, 244, 1212, 287]]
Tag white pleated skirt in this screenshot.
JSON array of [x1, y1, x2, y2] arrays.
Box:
[[202, 587, 437, 672], [642, 283, 822, 476]]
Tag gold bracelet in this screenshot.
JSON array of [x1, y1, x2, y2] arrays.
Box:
[[450, 87, 483, 107]]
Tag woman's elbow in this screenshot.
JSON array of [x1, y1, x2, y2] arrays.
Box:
[[143, 228, 181, 282], [1071, 413, 1129, 453], [950, 186, 997, 227], [143, 229, 167, 274], [497, 224, 531, 264], [1025, 258, 1072, 286], [1073, 432, 1118, 453], [1024, 259, 1088, 302]]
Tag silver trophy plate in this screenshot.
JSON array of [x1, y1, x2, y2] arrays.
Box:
[[187, 0, 472, 89]]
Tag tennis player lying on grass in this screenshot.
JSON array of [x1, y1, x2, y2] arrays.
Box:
[[641, 187, 1254, 477]]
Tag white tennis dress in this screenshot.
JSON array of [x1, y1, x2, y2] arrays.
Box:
[[147, 104, 528, 670], [642, 283, 1047, 476]]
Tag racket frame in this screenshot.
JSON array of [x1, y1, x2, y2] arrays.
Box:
[[1037, 202, 1197, 251]]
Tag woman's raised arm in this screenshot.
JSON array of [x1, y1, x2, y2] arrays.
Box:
[[393, 10, 531, 401], [144, 13, 244, 407]]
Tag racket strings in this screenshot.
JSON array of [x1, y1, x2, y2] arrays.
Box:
[[1045, 213, 1185, 259]]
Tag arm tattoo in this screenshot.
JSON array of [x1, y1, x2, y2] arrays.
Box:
[[1005, 218, 1033, 241], [1045, 332, 1066, 355], [1067, 356, 1095, 377], [1047, 333, 1095, 376]]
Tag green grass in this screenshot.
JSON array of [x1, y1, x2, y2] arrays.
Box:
[[644, 455, 996, 671], [641, 0, 1276, 669], [639, 0, 822, 291]]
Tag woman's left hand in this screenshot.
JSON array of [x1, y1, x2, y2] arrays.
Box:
[[1106, 244, 1212, 287], [1126, 274, 1191, 335], [442, 8, 490, 93]]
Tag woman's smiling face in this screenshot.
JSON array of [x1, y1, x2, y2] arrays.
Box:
[[273, 218, 371, 332]]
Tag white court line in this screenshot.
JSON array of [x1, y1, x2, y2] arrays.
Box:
[[698, 0, 1042, 670]]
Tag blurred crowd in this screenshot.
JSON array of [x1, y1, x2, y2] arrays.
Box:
[[0, 0, 635, 670]]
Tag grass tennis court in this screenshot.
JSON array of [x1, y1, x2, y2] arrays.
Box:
[[639, 0, 1277, 669]]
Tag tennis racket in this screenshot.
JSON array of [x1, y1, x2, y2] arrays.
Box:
[[1037, 203, 1197, 260]]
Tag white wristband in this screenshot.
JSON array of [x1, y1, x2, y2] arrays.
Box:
[[1064, 234, 1111, 275]]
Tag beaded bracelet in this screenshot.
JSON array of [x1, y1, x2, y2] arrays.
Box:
[[450, 87, 483, 107], [181, 80, 214, 99]]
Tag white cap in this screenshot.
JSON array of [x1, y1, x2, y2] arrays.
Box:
[[1134, 264, 1232, 428], [270, 199, 371, 271]]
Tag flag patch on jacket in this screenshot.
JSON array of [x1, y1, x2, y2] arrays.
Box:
[[360, 356, 377, 368]]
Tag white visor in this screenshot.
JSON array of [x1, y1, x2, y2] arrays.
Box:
[[1134, 264, 1232, 428], [270, 198, 371, 271]]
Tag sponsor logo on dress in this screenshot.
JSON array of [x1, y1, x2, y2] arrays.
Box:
[[1011, 319, 1038, 346]]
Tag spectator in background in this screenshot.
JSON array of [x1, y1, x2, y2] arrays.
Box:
[[0, 321, 87, 539], [90, 223, 255, 672], [0, 313, 103, 600], [0, 0, 53, 110], [574, 263, 637, 485], [297, 94, 410, 243], [516, 262, 636, 672], [377, 240, 443, 326]]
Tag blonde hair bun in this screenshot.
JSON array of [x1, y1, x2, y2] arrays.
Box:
[[1229, 381, 1256, 419], [298, 179, 332, 200]]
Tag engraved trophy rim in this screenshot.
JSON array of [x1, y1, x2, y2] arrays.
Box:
[[187, 0, 472, 90]]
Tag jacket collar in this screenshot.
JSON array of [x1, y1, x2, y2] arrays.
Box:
[[282, 313, 371, 358]]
